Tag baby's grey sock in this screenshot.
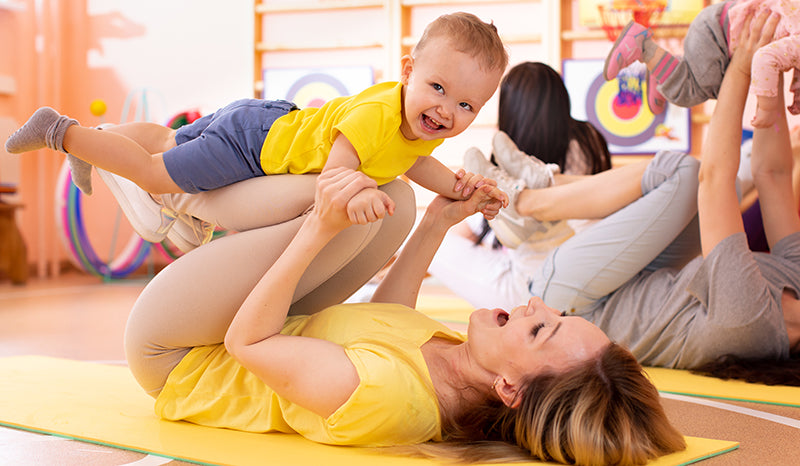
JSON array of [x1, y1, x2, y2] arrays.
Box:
[[68, 154, 93, 195], [66, 124, 114, 195], [4, 106, 77, 154]]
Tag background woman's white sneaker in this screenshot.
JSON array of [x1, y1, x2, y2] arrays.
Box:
[[167, 214, 214, 253], [492, 131, 559, 189], [464, 145, 575, 249], [464, 147, 547, 248]]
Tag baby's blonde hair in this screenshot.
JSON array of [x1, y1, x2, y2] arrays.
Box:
[[414, 12, 508, 73]]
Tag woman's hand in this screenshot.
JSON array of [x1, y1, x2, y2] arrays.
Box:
[[425, 183, 501, 228], [729, 9, 779, 78], [370, 182, 499, 307], [454, 168, 507, 219]]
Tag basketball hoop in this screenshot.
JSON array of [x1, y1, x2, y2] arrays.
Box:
[[598, 0, 667, 41]]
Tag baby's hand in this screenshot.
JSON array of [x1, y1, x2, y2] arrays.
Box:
[[479, 185, 509, 220], [752, 95, 782, 129], [453, 169, 496, 199], [346, 187, 395, 224], [454, 169, 510, 219]]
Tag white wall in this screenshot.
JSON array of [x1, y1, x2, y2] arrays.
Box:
[[86, 0, 254, 121]]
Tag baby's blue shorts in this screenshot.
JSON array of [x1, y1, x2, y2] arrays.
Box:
[[163, 99, 297, 193]]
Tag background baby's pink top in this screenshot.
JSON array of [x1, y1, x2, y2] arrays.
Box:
[[728, 0, 800, 52]]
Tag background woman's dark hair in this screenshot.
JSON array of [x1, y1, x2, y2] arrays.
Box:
[[692, 354, 800, 386], [476, 62, 612, 247], [496, 62, 611, 174]]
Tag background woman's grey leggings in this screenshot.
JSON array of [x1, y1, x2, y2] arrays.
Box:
[[125, 175, 416, 397], [530, 151, 701, 314]]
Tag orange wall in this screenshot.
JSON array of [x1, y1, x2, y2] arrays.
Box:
[[1, 0, 251, 278]]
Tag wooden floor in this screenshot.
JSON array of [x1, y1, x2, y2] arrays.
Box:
[[0, 271, 798, 465], [0, 271, 194, 466]]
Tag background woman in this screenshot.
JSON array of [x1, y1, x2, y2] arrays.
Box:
[[482, 12, 800, 385], [428, 62, 612, 310], [496, 61, 612, 176]]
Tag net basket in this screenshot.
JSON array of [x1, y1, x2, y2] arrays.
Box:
[[598, 0, 667, 41]]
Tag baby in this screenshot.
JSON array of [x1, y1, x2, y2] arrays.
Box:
[[6, 12, 509, 243], [603, 0, 797, 128]]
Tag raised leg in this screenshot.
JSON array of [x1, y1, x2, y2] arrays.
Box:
[[63, 125, 182, 193], [530, 151, 700, 314], [125, 178, 415, 397]]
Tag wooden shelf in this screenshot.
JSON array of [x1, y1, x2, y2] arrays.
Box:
[[562, 25, 689, 42], [0, 184, 18, 194], [255, 1, 384, 14], [400, 32, 541, 48], [255, 40, 384, 53], [401, 0, 534, 5]]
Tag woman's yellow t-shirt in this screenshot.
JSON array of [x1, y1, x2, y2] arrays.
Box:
[[154, 303, 465, 446], [260, 81, 443, 185]]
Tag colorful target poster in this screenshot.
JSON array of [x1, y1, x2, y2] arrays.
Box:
[[262, 66, 374, 108], [563, 58, 690, 155]]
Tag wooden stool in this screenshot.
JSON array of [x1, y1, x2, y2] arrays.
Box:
[[0, 202, 28, 285]]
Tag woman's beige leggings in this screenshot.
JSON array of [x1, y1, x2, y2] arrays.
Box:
[[125, 174, 416, 397]]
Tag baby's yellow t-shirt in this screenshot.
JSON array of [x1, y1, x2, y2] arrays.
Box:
[[260, 81, 443, 185]]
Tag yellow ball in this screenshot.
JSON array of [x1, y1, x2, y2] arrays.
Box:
[[90, 99, 107, 117]]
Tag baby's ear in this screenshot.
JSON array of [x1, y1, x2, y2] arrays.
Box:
[[400, 55, 414, 84]]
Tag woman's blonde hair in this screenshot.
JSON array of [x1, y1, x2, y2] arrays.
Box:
[[414, 12, 509, 73], [405, 343, 685, 465]]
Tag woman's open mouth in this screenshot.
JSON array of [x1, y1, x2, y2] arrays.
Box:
[[496, 309, 509, 326]]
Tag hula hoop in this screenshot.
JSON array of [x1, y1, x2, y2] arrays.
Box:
[[54, 88, 170, 279], [55, 161, 151, 279], [54, 89, 215, 276]]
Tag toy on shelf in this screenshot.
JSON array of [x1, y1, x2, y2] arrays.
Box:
[[598, 0, 667, 41]]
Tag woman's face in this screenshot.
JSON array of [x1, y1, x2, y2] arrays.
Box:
[[467, 297, 610, 382]]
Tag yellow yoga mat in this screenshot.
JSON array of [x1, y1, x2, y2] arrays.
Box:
[[415, 296, 800, 408], [645, 367, 800, 408], [0, 356, 736, 466]]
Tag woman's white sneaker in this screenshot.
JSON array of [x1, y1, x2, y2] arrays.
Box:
[[96, 168, 173, 243], [492, 131, 559, 189]]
